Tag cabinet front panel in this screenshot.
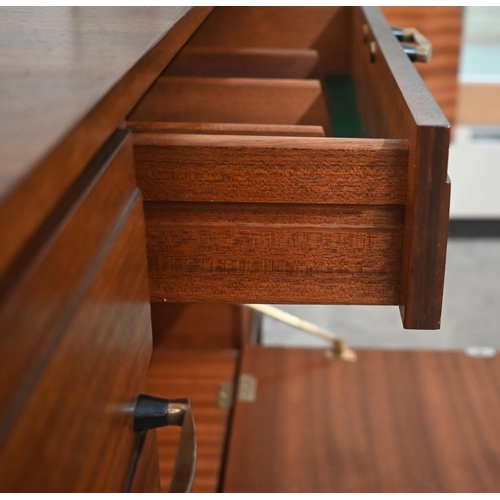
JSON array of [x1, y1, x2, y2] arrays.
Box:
[[0, 198, 155, 492], [0, 131, 136, 418]]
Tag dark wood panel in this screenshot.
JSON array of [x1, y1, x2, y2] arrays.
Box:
[[0, 131, 136, 419], [164, 47, 319, 79], [0, 7, 212, 278], [129, 77, 332, 134], [186, 7, 341, 48], [352, 8, 450, 328], [0, 198, 153, 492], [145, 202, 403, 304], [185, 7, 351, 74], [151, 304, 245, 350], [381, 7, 462, 127], [134, 134, 408, 205], [128, 121, 325, 137], [224, 347, 500, 493], [148, 349, 238, 493]]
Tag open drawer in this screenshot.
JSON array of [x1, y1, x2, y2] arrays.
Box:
[[128, 7, 451, 330]]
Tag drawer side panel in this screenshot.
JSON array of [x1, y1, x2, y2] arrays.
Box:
[[134, 135, 409, 205], [145, 202, 403, 304]]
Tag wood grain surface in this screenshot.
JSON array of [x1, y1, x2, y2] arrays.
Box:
[[129, 76, 332, 134], [0, 7, 212, 279], [148, 349, 238, 493], [145, 202, 404, 304], [134, 134, 408, 205], [0, 131, 136, 418], [164, 47, 319, 79], [353, 8, 450, 329], [185, 7, 351, 74], [128, 121, 325, 137], [0, 197, 154, 492], [151, 304, 246, 350], [224, 347, 500, 493], [186, 7, 341, 49], [381, 7, 463, 126]]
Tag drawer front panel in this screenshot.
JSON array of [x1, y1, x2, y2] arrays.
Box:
[[0, 131, 136, 437], [352, 7, 451, 328], [0, 198, 154, 492]]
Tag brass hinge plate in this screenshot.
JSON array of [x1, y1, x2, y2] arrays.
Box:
[[217, 373, 258, 409]]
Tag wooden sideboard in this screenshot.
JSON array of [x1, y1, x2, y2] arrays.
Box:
[[0, 7, 451, 492]]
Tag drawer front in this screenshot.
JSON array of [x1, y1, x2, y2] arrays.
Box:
[[0, 130, 136, 417], [129, 6, 450, 329], [0, 132, 157, 491], [352, 8, 451, 328]]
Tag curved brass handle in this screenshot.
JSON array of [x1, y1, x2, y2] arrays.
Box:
[[392, 26, 432, 63], [167, 399, 197, 493], [134, 395, 197, 493]]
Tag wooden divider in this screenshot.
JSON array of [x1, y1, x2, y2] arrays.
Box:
[[127, 121, 325, 137], [183, 7, 351, 75], [129, 77, 333, 135], [163, 47, 319, 79]]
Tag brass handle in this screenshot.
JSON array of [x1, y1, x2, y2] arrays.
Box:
[[392, 26, 432, 63], [134, 395, 197, 493]]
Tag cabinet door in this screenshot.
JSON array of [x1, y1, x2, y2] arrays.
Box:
[[0, 132, 159, 492], [223, 346, 500, 493]]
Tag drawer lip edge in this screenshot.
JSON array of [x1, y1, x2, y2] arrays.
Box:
[[363, 6, 450, 129]]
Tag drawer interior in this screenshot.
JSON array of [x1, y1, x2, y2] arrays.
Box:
[[126, 7, 450, 329], [129, 7, 390, 140]]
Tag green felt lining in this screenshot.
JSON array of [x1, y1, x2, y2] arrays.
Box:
[[324, 74, 364, 138]]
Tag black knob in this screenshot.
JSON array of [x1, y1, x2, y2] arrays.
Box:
[[133, 394, 169, 432]]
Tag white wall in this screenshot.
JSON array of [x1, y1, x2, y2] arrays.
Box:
[[450, 7, 500, 218], [449, 126, 500, 218]]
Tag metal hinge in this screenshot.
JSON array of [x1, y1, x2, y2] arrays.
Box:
[[217, 373, 258, 409]]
